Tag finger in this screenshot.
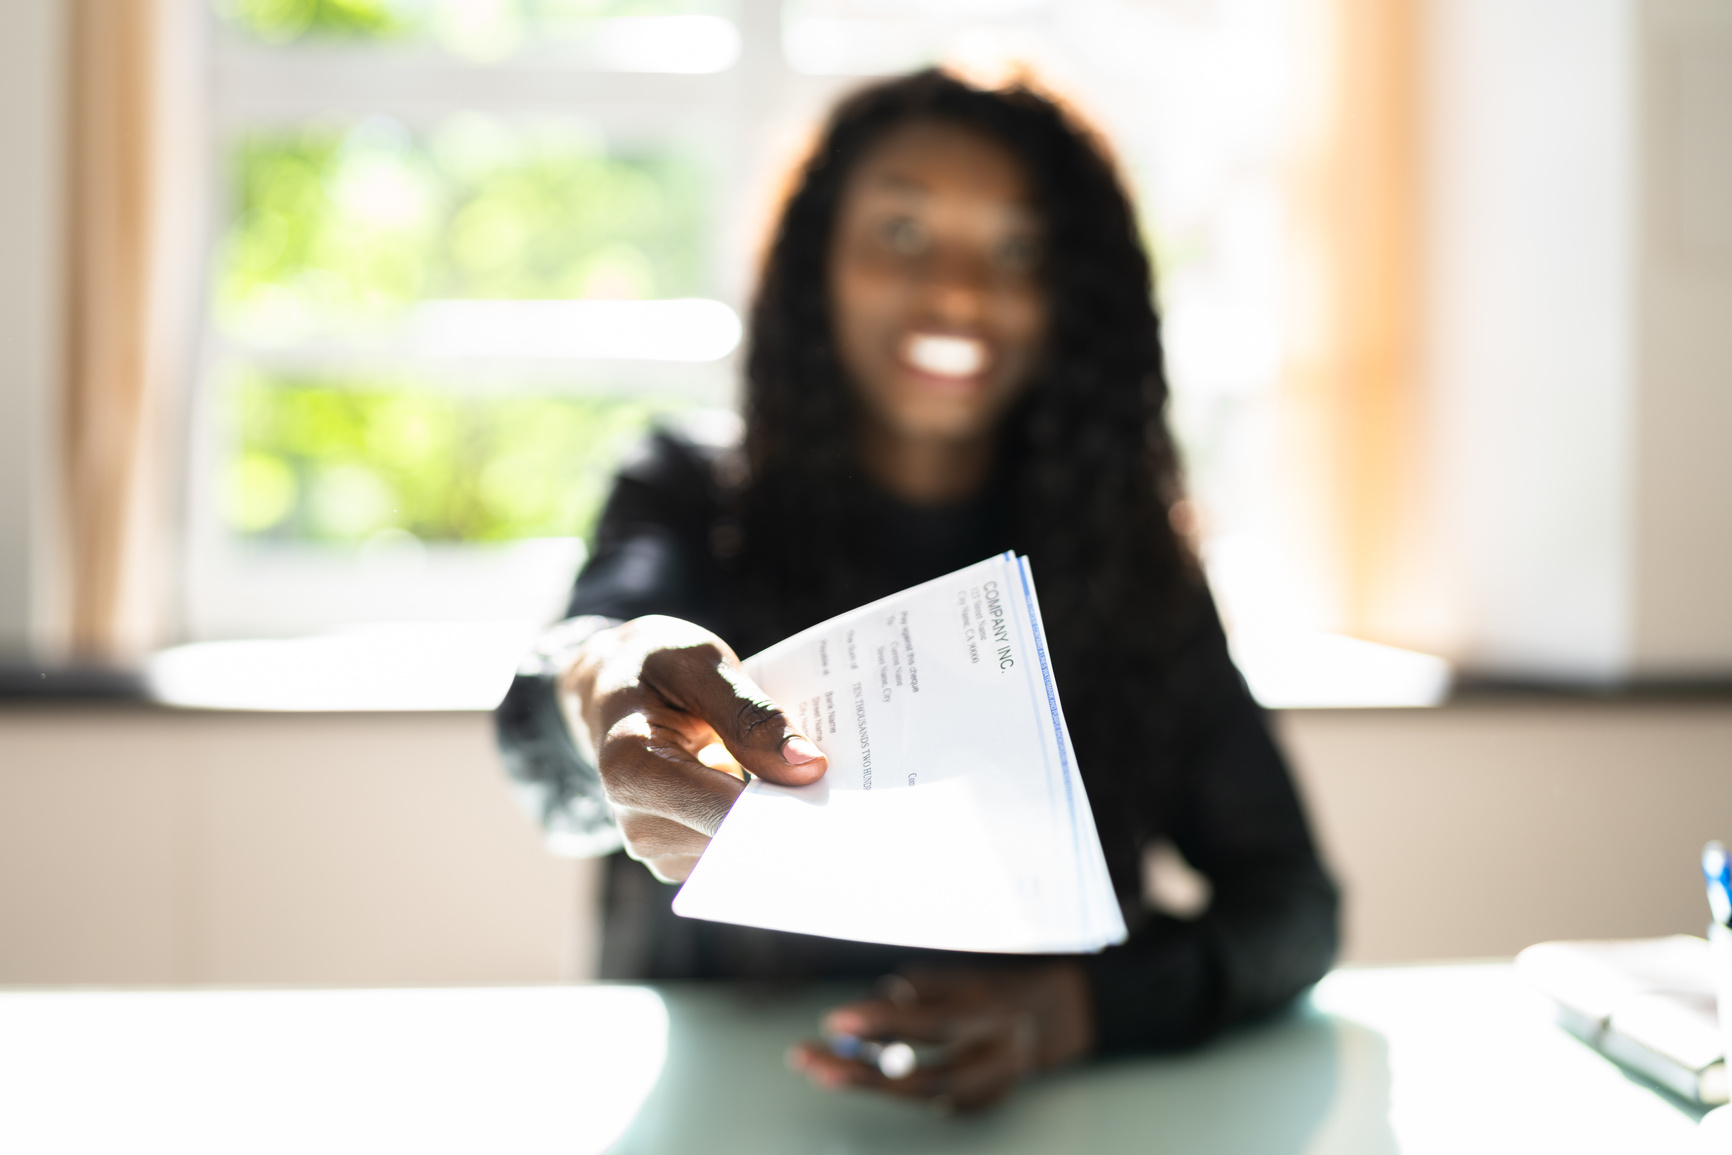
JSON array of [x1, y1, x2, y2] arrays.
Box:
[[877, 973, 921, 1009], [600, 712, 746, 836], [616, 809, 712, 862], [631, 706, 748, 782], [798, 1034, 1018, 1110], [640, 854, 701, 884], [821, 996, 999, 1048], [821, 998, 943, 1044], [879, 1036, 1024, 1110], [639, 645, 827, 787], [790, 1040, 961, 1100], [791, 1036, 940, 1090], [894, 967, 976, 1000], [938, 1035, 1027, 1110], [787, 1042, 876, 1091], [792, 1032, 1020, 1109], [940, 1058, 1020, 1112]]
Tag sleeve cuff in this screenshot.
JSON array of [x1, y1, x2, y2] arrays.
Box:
[[493, 615, 623, 858]]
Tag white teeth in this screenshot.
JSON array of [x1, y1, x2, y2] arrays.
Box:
[[905, 334, 988, 378]]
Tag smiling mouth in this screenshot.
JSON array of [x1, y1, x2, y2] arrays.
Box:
[[901, 333, 990, 379]]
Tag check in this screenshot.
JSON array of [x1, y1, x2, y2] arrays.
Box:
[[673, 554, 1126, 954]]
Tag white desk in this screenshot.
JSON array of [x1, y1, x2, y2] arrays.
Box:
[[0, 965, 1707, 1154]]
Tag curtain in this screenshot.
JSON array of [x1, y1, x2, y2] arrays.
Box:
[[63, 0, 197, 660], [1279, 0, 1426, 646]]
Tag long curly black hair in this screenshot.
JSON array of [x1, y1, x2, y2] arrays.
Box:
[[733, 69, 1201, 836], [736, 70, 1195, 643]]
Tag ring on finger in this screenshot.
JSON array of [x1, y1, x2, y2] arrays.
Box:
[[879, 974, 920, 1010]]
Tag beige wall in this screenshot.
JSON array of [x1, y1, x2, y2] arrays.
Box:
[[1280, 701, 1732, 960], [1, 701, 1729, 984], [0, 708, 591, 985]]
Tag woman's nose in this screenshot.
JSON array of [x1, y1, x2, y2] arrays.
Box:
[[921, 254, 991, 326]]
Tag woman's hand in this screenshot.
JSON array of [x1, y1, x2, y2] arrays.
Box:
[[787, 964, 1095, 1112], [560, 615, 827, 882]]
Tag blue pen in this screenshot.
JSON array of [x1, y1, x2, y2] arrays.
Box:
[[1703, 841, 1731, 928]]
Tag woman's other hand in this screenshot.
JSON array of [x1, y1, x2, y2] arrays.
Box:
[[559, 615, 827, 882], [787, 965, 1094, 1112]]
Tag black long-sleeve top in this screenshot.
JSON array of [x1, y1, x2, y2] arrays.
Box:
[[496, 425, 1339, 1054]]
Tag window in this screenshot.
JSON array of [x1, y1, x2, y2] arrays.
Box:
[[189, 0, 751, 639], [173, 0, 1447, 707]]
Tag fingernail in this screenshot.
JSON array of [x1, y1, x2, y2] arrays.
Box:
[[782, 735, 823, 765], [785, 1046, 807, 1073]]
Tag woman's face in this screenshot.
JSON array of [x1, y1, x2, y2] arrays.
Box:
[[829, 120, 1049, 445]]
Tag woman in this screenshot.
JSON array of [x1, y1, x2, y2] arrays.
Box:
[[497, 69, 1338, 1111]]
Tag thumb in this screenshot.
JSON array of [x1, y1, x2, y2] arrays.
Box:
[[680, 660, 828, 787]]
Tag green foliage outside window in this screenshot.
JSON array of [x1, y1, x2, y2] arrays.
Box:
[[214, 0, 730, 45], [223, 369, 688, 543], [218, 117, 709, 336], [216, 0, 405, 42], [214, 118, 714, 546]]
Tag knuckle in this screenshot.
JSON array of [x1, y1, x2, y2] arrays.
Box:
[[595, 731, 652, 791], [643, 856, 697, 884], [598, 734, 738, 836], [617, 810, 708, 862], [641, 641, 724, 686], [687, 791, 736, 837], [731, 697, 786, 744], [614, 767, 679, 815]]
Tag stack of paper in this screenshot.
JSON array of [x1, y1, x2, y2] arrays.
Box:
[[1517, 936, 1727, 1104], [673, 554, 1128, 954]]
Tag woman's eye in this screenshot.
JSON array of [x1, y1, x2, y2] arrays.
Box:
[[995, 234, 1041, 274], [880, 217, 929, 257]]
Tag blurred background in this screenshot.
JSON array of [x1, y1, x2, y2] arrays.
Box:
[[0, 0, 1728, 985]]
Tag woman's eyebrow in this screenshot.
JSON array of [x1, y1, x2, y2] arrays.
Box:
[[858, 171, 1043, 229]]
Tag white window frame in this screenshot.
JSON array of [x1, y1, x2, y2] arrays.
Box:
[[184, 0, 862, 641]]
